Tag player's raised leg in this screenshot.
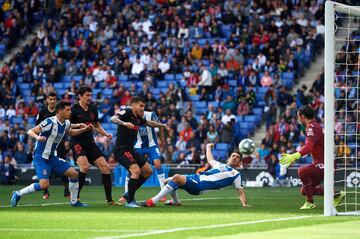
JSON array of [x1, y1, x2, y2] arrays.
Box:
[[142, 174, 186, 207]]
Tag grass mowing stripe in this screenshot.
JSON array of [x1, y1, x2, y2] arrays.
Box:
[[0, 197, 239, 208], [0, 228, 154, 233], [91, 216, 319, 239]]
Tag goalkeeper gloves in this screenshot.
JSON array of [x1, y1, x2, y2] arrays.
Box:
[[279, 152, 301, 167]]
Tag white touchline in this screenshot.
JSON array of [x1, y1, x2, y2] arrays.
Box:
[[0, 228, 155, 233], [90, 216, 320, 239]]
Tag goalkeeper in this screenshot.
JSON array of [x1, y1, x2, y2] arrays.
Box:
[[280, 105, 345, 209]]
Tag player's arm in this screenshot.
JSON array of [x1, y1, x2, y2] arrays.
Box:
[[233, 175, 249, 207], [237, 188, 249, 207], [93, 121, 112, 139], [146, 120, 168, 129], [280, 127, 316, 167], [206, 143, 218, 167], [67, 124, 94, 137], [70, 123, 87, 129], [110, 112, 135, 129], [27, 125, 47, 142]]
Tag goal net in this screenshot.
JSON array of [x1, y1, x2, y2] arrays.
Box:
[[324, 1, 360, 216]]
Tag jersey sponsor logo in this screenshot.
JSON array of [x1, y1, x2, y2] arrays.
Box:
[[42, 169, 48, 176], [74, 144, 82, 154], [124, 151, 135, 161], [307, 127, 314, 136], [139, 127, 148, 136]]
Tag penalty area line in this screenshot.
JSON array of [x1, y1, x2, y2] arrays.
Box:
[[90, 215, 320, 239]]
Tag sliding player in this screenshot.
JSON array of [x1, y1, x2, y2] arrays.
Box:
[[142, 143, 249, 207]]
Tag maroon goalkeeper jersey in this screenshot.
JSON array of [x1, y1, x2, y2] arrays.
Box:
[[299, 119, 324, 165]]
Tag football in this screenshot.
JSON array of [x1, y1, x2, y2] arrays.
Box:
[[238, 138, 256, 155]]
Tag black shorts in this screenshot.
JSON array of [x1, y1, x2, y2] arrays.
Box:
[[71, 141, 103, 165], [114, 149, 147, 170]]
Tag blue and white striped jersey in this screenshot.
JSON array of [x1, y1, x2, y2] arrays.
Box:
[[34, 116, 71, 160], [134, 111, 159, 149], [199, 162, 242, 191]]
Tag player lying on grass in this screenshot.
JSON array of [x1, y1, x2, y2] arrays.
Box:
[[279, 105, 345, 209], [10, 101, 93, 207], [142, 143, 249, 207]]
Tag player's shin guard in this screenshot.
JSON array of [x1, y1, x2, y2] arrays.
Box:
[[17, 183, 41, 196], [151, 180, 178, 204], [127, 178, 138, 203], [69, 179, 79, 204], [156, 167, 165, 189], [101, 174, 113, 202], [77, 171, 87, 199]]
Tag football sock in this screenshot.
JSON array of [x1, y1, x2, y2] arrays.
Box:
[[314, 186, 324, 195], [77, 171, 87, 199], [156, 167, 165, 189], [170, 190, 180, 204], [102, 174, 113, 202], [135, 174, 148, 191], [127, 178, 138, 203], [69, 179, 79, 204], [18, 183, 41, 196], [152, 180, 178, 204]]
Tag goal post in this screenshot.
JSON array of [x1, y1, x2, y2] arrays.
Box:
[[324, 1, 360, 216]]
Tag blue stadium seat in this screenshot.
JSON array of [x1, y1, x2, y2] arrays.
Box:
[[189, 95, 200, 101], [208, 101, 219, 108], [176, 74, 183, 80], [54, 82, 64, 89], [216, 143, 230, 151], [157, 81, 168, 88], [228, 80, 237, 87], [62, 76, 71, 82], [252, 108, 263, 115], [164, 74, 175, 81], [281, 72, 295, 80], [73, 75, 83, 81], [118, 74, 128, 82], [193, 101, 206, 108]]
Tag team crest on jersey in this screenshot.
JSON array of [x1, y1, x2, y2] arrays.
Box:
[[307, 128, 314, 136], [42, 169, 48, 176]]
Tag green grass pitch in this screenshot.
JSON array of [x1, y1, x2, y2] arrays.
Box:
[[0, 186, 359, 239]]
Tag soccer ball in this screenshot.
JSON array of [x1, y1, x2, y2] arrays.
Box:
[[238, 138, 255, 155]]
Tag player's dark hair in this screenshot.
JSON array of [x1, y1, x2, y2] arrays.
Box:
[[298, 105, 315, 119], [76, 85, 92, 96], [232, 149, 243, 160], [130, 96, 146, 105], [55, 101, 71, 113], [46, 91, 57, 99]]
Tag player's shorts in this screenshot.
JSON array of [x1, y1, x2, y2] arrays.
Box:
[[179, 174, 202, 195], [71, 141, 103, 165], [114, 149, 148, 171], [298, 163, 324, 186], [32, 155, 71, 180], [135, 146, 161, 165]]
